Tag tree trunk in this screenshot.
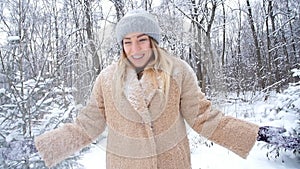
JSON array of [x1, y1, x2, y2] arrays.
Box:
[[236, 0, 243, 97], [264, 0, 272, 87], [84, 0, 101, 76], [190, 0, 206, 93], [221, 0, 226, 67], [285, 0, 296, 77], [110, 0, 125, 21], [246, 0, 265, 89], [268, 0, 280, 92]]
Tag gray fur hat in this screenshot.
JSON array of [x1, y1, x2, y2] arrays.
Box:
[[115, 9, 161, 46]]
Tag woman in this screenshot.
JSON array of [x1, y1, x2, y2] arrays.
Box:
[[30, 9, 298, 168]]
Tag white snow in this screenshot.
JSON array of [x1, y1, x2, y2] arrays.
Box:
[[7, 35, 20, 42], [80, 135, 300, 169], [79, 88, 300, 169], [291, 68, 300, 77], [0, 88, 5, 94]]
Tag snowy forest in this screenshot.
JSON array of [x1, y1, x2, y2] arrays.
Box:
[[0, 0, 299, 168]]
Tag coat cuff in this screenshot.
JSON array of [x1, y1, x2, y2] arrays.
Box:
[[207, 117, 259, 158], [35, 124, 92, 167]]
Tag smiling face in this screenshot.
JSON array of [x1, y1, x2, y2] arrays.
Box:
[[123, 32, 153, 69]]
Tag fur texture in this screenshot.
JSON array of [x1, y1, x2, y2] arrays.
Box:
[[35, 53, 259, 168]]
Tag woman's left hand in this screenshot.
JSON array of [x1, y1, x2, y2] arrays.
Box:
[[257, 126, 300, 150]]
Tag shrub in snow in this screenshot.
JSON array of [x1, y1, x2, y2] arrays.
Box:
[[0, 77, 83, 169], [261, 68, 300, 160]]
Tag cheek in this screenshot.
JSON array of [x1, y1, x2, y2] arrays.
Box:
[[143, 42, 151, 49], [123, 47, 130, 55]]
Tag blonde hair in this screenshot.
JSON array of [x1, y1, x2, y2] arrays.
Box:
[[113, 38, 173, 101]]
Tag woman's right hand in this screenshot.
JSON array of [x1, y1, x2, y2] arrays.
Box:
[[1, 139, 37, 161]]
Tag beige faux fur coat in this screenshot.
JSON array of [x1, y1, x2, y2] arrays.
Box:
[[35, 52, 259, 168]]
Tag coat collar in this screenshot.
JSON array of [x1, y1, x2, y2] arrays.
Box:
[[123, 65, 164, 123]]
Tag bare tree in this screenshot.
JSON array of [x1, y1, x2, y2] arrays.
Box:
[[246, 0, 265, 89], [221, 0, 226, 66], [144, 0, 153, 11], [84, 0, 101, 75], [0, 0, 299, 168], [110, 0, 125, 20]]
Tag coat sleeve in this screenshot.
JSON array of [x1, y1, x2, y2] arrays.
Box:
[[34, 75, 106, 168], [179, 61, 259, 159]]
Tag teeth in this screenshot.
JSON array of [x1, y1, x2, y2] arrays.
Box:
[[132, 55, 143, 59]]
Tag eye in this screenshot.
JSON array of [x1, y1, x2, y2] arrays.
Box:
[[123, 41, 132, 45], [139, 38, 147, 42], [138, 38, 149, 43]]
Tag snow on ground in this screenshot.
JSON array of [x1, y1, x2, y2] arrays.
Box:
[[80, 91, 300, 169], [80, 136, 300, 169]]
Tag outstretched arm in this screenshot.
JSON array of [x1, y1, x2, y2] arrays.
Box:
[[35, 75, 106, 168], [179, 62, 259, 158]]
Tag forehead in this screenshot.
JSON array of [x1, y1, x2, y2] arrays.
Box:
[[124, 32, 148, 39]]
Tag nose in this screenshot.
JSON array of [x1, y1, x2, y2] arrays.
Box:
[[131, 40, 141, 54]]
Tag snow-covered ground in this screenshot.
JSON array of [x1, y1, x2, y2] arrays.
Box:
[[80, 140, 300, 169], [80, 88, 300, 169]]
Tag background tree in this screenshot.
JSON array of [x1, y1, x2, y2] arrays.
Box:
[[246, 0, 265, 90], [0, 0, 299, 168]]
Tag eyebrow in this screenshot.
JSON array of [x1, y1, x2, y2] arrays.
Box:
[[123, 34, 147, 40]]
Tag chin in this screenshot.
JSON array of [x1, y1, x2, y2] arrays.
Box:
[[132, 62, 146, 68]]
